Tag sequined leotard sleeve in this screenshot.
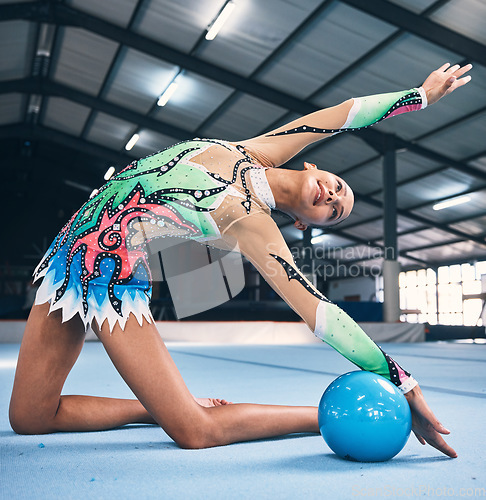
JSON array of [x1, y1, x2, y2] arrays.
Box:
[[236, 87, 427, 168]]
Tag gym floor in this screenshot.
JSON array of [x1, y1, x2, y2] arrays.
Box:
[[1, 340, 485, 499]]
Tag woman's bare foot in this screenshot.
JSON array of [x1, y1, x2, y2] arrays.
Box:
[[193, 397, 232, 407]]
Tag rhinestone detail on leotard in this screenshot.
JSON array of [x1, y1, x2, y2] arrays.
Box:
[[248, 168, 276, 210]]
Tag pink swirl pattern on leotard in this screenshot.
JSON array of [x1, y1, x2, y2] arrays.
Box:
[[395, 362, 410, 384], [387, 103, 422, 119]]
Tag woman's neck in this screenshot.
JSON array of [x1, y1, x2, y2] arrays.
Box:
[[265, 168, 300, 217]]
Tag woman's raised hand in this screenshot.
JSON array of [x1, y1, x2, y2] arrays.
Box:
[[421, 63, 473, 106]]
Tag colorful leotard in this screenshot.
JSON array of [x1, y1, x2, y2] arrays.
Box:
[[34, 87, 427, 392], [34, 139, 269, 330]]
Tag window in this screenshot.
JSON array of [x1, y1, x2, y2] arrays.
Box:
[[399, 268, 437, 325], [399, 261, 486, 326]]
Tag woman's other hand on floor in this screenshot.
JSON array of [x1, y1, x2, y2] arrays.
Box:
[[405, 384, 457, 458]]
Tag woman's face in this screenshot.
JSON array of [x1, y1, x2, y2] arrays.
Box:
[[292, 162, 354, 230]]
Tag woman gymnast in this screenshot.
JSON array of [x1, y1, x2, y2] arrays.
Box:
[[9, 63, 471, 456]]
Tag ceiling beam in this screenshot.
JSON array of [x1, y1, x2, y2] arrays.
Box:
[[0, 77, 192, 141], [416, 106, 486, 143], [306, 3, 456, 102], [341, 234, 486, 268], [193, 0, 336, 134], [304, 1, 464, 103], [3, 2, 484, 252], [354, 192, 486, 249], [338, 110, 486, 180], [277, 125, 486, 184], [404, 253, 486, 271], [339, 0, 486, 67], [332, 148, 486, 211], [79, 0, 148, 141], [4, 1, 315, 115], [354, 182, 486, 230], [0, 123, 134, 165], [400, 139, 486, 181], [402, 238, 465, 255], [3, 3, 483, 183], [13, 75, 484, 193], [353, 130, 486, 182], [341, 208, 486, 255]]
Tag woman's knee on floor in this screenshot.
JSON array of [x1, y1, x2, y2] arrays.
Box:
[[163, 407, 225, 449], [9, 397, 57, 435]]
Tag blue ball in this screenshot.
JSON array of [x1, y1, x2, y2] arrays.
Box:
[[318, 371, 412, 462]]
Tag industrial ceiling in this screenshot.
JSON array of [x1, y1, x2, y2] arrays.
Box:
[[1, 0, 486, 276]]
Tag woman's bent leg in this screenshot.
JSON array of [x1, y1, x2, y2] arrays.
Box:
[[10, 304, 318, 444], [95, 315, 318, 449], [9, 303, 154, 434]]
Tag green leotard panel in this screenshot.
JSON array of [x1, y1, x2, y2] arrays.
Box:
[[344, 88, 426, 129], [260, 251, 416, 393], [314, 302, 415, 392]]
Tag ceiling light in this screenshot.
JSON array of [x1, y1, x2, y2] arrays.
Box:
[[125, 133, 140, 151], [37, 23, 55, 57], [311, 234, 327, 245], [104, 166, 116, 181], [206, 1, 236, 41], [27, 95, 42, 114], [432, 195, 471, 211], [157, 82, 179, 107]]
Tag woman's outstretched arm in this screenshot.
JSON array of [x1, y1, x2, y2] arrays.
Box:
[[237, 63, 472, 168], [227, 213, 457, 457]]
